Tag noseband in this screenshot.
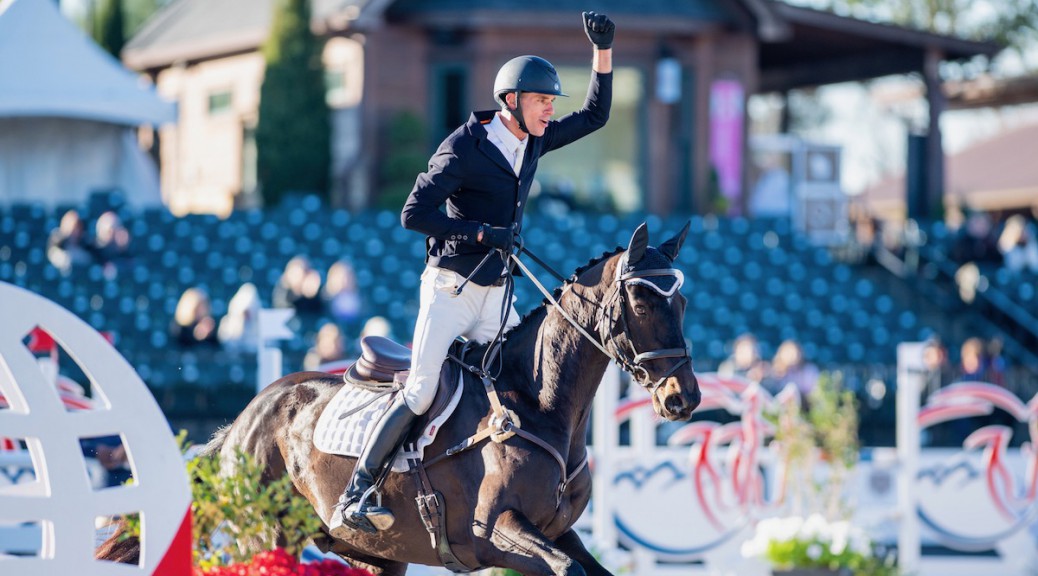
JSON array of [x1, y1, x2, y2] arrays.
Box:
[[598, 265, 690, 395], [509, 252, 690, 395]]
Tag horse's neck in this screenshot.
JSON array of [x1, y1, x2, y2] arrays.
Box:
[[527, 286, 613, 426]]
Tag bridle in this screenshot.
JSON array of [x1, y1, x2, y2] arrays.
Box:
[[597, 257, 691, 395], [436, 248, 691, 514], [509, 251, 690, 394]]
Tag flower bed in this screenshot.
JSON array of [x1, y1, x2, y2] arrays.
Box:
[[741, 514, 871, 572], [195, 548, 373, 576]]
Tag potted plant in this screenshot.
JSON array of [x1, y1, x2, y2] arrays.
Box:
[[740, 513, 889, 576], [741, 374, 899, 576]]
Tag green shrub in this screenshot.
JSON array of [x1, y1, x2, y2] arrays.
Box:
[[116, 433, 324, 568]]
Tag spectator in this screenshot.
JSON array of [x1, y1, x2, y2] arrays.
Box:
[[81, 436, 132, 488], [764, 339, 819, 400], [954, 261, 982, 304], [47, 209, 93, 274], [919, 335, 955, 446], [360, 315, 393, 340], [218, 283, 262, 354], [323, 259, 363, 328], [92, 210, 132, 277], [921, 335, 953, 401], [272, 255, 323, 317], [303, 322, 347, 371], [951, 211, 1000, 265], [945, 336, 993, 445], [350, 315, 394, 357], [718, 333, 767, 384], [170, 287, 219, 347], [956, 337, 988, 382], [997, 214, 1038, 274], [985, 337, 1007, 387]]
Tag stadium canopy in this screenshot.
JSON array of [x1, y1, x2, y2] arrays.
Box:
[[0, 0, 176, 206]]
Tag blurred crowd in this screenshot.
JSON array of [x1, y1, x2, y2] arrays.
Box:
[[160, 252, 387, 369], [715, 327, 1016, 447], [950, 211, 1038, 275], [718, 333, 820, 403], [47, 209, 131, 278]]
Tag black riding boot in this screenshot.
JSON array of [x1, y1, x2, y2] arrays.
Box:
[[329, 395, 418, 536]]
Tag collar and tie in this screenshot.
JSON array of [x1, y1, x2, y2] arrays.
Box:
[[511, 138, 527, 175], [487, 113, 527, 176]]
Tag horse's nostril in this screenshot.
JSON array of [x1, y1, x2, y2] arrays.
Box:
[[664, 394, 686, 415]]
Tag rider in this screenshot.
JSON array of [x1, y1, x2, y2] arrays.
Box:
[[329, 11, 615, 536]]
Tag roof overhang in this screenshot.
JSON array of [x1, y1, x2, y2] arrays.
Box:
[[757, 2, 1002, 93]]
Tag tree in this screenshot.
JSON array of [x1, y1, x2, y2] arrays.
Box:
[[256, 0, 331, 206], [378, 112, 427, 211], [93, 0, 126, 59], [67, 0, 158, 48], [808, 0, 1038, 71], [123, 0, 160, 40]]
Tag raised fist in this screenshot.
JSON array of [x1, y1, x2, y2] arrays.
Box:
[[582, 11, 614, 49]]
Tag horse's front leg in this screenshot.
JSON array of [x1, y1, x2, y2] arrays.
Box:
[[554, 529, 615, 576], [479, 509, 587, 576]]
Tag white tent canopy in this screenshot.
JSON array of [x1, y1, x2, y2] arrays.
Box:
[[0, 0, 176, 207]]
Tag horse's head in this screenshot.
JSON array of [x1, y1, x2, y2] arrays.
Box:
[[601, 222, 700, 421]]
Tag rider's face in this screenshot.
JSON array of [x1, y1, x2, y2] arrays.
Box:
[[519, 92, 556, 137], [506, 92, 556, 138]]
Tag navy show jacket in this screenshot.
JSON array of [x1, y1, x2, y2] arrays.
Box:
[[401, 71, 612, 286]]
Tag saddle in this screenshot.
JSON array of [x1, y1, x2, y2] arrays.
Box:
[[341, 335, 467, 444], [344, 336, 412, 387], [336, 336, 526, 573]]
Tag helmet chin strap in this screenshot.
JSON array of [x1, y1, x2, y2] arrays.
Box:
[[508, 91, 530, 135]]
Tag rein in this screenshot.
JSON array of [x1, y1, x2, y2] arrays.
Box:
[[510, 251, 690, 394], [430, 246, 686, 510]]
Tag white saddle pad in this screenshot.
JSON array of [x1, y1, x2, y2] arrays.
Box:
[[313, 373, 464, 473]]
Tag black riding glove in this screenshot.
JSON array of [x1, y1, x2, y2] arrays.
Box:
[[479, 225, 513, 251], [582, 11, 614, 49]]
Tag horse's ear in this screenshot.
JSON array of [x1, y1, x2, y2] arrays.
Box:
[[627, 222, 649, 266], [659, 220, 690, 262]]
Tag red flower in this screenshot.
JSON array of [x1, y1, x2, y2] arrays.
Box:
[[195, 548, 374, 576]]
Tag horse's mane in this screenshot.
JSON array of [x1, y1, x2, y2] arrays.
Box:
[[451, 246, 625, 384], [503, 245, 625, 345]]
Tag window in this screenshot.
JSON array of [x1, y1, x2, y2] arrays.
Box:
[[536, 67, 644, 213], [241, 123, 258, 202], [207, 90, 233, 116], [325, 70, 347, 107], [431, 65, 468, 143]]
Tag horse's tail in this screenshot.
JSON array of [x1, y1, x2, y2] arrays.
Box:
[[197, 423, 231, 458], [94, 519, 140, 564]]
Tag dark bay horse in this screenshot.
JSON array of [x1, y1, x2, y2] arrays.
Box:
[[206, 223, 699, 575]]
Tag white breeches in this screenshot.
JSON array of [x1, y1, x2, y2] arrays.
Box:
[[402, 265, 520, 414]]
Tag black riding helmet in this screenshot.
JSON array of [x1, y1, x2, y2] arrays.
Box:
[[493, 55, 567, 134]]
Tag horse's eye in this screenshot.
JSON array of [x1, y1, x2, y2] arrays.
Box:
[[633, 304, 648, 315]]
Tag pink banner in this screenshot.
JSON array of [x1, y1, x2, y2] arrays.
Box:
[[709, 80, 745, 214]]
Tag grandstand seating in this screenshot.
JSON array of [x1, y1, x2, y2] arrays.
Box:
[[3, 193, 1034, 437]]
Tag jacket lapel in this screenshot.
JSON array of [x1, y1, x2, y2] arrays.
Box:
[[479, 138, 517, 176], [469, 114, 518, 177]]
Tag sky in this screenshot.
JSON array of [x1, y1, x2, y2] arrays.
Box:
[[59, 0, 87, 22]]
